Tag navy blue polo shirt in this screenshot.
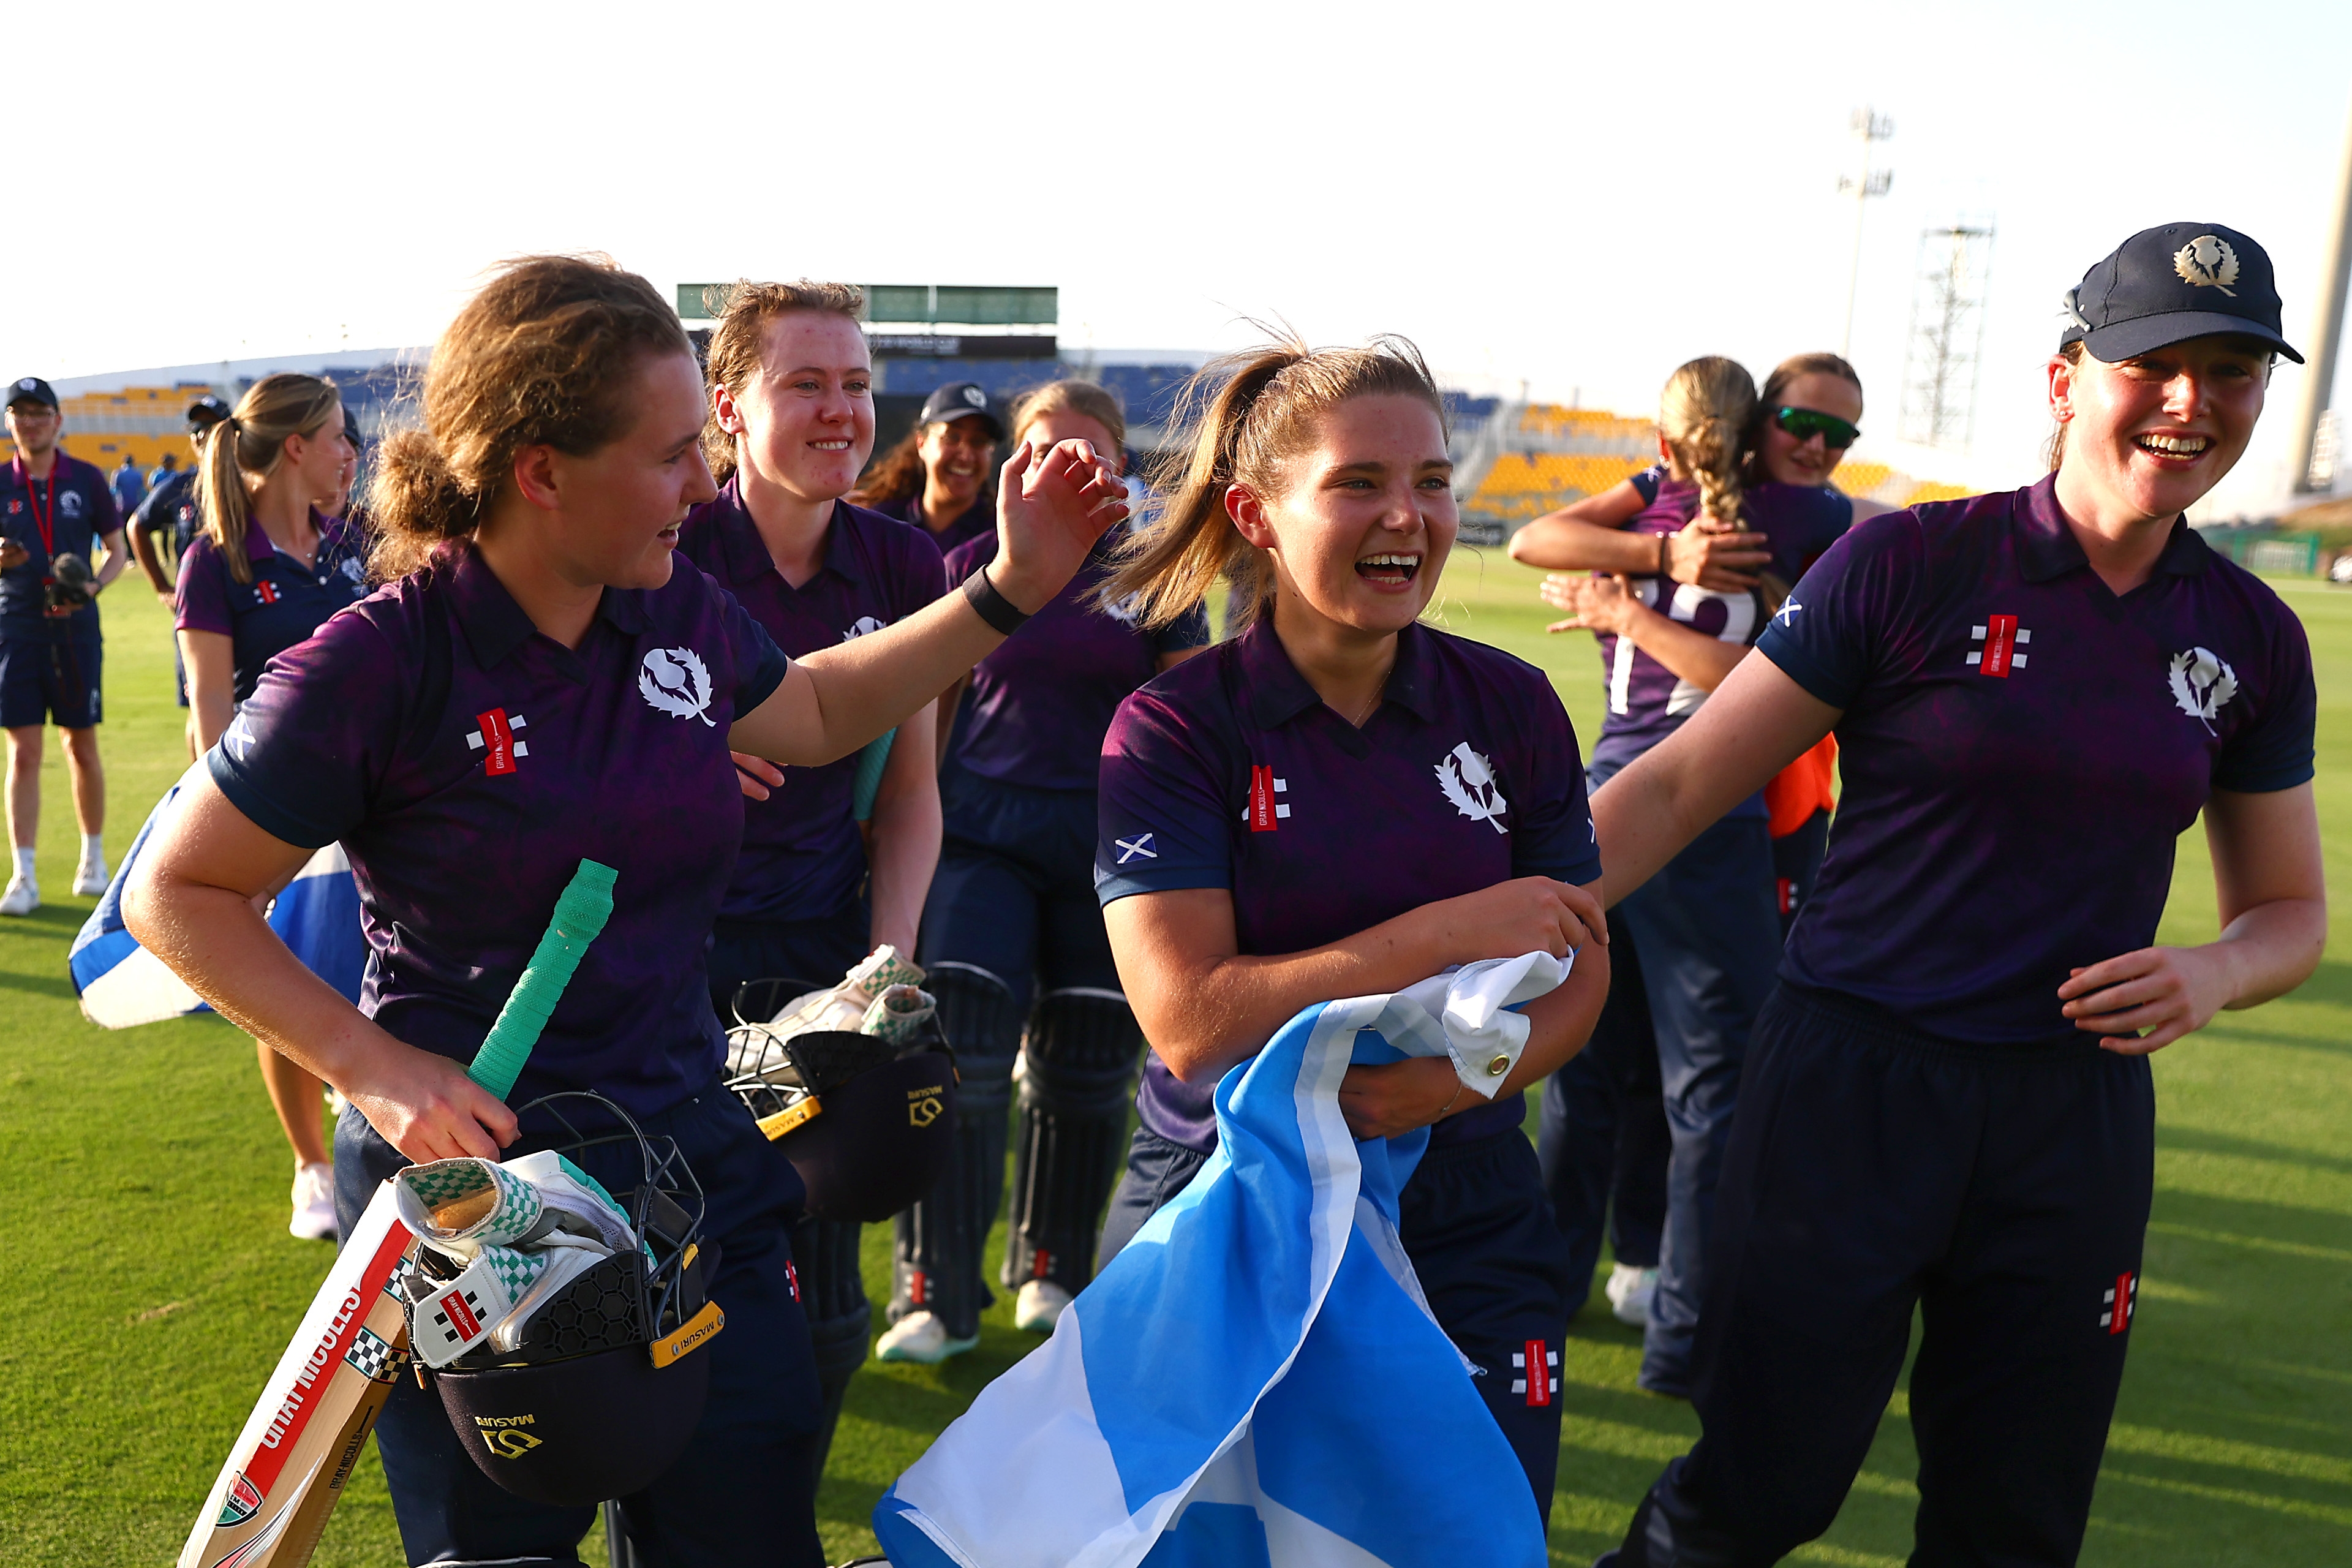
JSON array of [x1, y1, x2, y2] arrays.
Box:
[[208, 541, 791, 1117], [175, 512, 369, 702], [675, 482, 946, 924], [132, 468, 203, 557], [943, 529, 1210, 791], [0, 453, 123, 639], [870, 492, 993, 554], [1096, 618, 1604, 1153], [1757, 475, 2316, 1044], [1627, 461, 1666, 507], [1586, 478, 1852, 790]]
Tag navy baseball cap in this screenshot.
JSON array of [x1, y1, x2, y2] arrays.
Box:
[[919, 381, 1003, 438], [2062, 222, 2302, 364], [186, 394, 230, 429], [6, 377, 58, 409]]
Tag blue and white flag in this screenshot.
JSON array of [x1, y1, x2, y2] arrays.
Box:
[[69, 763, 366, 1028], [874, 951, 1572, 1568]]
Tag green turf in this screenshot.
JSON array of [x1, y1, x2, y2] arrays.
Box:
[[2, 557, 2346, 1566]]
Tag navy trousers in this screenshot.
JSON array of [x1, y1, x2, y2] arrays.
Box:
[[1613, 812, 1780, 1393], [1609, 984, 2155, 1568], [1102, 1125, 1574, 1529], [333, 1084, 826, 1568], [1537, 907, 1669, 1318]]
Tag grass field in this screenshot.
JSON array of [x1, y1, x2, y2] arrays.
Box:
[[2, 549, 2347, 1566]]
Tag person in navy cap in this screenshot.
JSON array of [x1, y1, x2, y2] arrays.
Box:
[[175, 372, 366, 1241], [877, 379, 1210, 1366], [675, 277, 949, 1479], [1091, 333, 1611, 1526], [1510, 356, 1851, 1387], [130, 395, 235, 756], [0, 375, 129, 915], [122, 255, 1126, 1568], [1585, 222, 2326, 1567], [853, 379, 1004, 551]]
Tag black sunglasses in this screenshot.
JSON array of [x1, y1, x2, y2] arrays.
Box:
[[1773, 407, 1859, 450]]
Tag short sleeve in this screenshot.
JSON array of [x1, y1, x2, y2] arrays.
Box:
[[130, 481, 172, 534], [1754, 511, 1923, 710], [1506, 676, 1602, 887], [1629, 464, 1666, 506], [173, 537, 235, 636], [208, 608, 402, 848], [2214, 606, 2317, 793], [1094, 687, 1234, 904], [1152, 602, 1212, 656]]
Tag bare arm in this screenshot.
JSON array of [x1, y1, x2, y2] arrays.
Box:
[[864, 701, 942, 955], [180, 630, 236, 754], [1543, 574, 1748, 692], [730, 440, 1125, 767], [1104, 877, 1605, 1086], [2057, 783, 2326, 1053], [132, 522, 175, 598], [121, 775, 518, 1162], [1591, 654, 1841, 904], [1507, 479, 1654, 571], [92, 527, 130, 592]]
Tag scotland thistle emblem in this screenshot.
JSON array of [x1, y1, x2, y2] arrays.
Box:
[[2168, 647, 2238, 736]]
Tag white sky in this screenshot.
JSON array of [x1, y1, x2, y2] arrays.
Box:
[[15, 1, 2352, 513]]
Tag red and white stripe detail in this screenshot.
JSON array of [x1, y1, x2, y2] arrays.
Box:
[[1967, 616, 2030, 677], [1510, 1338, 1558, 1406], [1243, 765, 1289, 832], [2102, 1270, 2138, 1335], [466, 708, 528, 775]]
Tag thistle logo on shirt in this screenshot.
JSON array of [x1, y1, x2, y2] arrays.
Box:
[[254, 581, 281, 606], [59, 491, 83, 519], [1243, 766, 1289, 831], [2102, 1270, 2138, 1335], [467, 708, 528, 775], [843, 615, 887, 639], [2168, 647, 2237, 735], [639, 646, 715, 726], [1435, 742, 1508, 833], [1967, 616, 2030, 677]]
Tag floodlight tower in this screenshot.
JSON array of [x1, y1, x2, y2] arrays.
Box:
[[2290, 88, 2352, 494], [1838, 107, 1896, 360], [1899, 223, 1996, 451]]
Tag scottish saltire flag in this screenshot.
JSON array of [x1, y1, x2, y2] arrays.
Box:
[[69, 762, 365, 1027], [875, 952, 1573, 1568]]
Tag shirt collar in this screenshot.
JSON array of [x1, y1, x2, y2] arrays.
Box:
[[443, 540, 643, 665], [2015, 472, 2212, 584], [1240, 617, 1438, 728], [708, 478, 861, 588]]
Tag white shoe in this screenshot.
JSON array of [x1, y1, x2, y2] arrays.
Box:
[[1014, 1279, 1073, 1334], [72, 856, 108, 897], [290, 1161, 337, 1240], [1605, 1262, 1658, 1327], [0, 875, 37, 916], [325, 1085, 350, 1121], [875, 1310, 979, 1364]]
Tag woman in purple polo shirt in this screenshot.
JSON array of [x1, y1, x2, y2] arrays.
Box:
[[1586, 224, 2325, 1568], [1510, 357, 1849, 1395], [123, 255, 1126, 1568], [177, 371, 366, 1241], [851, 380, 1003, 551], [879, 380, 1210, 1365], [1091, 334, 1611, 1527], [677, 277, 948, 1480]]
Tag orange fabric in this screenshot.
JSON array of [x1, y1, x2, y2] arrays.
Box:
[[1765, 734, 1838, 839]]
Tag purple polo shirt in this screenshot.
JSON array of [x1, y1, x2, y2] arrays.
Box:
[[943, 530, 1211, 790], [676, 483, 946, 923], [1586, 478, 1852, 790], [1096, 618, 1604, 1153], [175, 511, 369, 702], [870, 492, 993, 554], [0, 453, 123, 638], [1757, 475, 2316, 1044], [208, 541, 791, 1117]]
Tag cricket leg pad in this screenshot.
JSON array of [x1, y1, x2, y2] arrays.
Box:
[[791, 1216, 869, 1482], [1004, 987, 1145, 1294], [891, 963, 1020, 1340]]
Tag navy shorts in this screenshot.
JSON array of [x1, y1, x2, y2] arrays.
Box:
[[0, 631, 101, 729], [1102, 1125, 1573, 1529], [332, 1081, 827, 1568]]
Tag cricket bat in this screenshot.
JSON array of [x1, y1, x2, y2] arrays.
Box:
[[178, 859, 617, 1568]]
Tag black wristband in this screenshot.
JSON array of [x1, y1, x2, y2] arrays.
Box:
[[962, 565, 1031, 635]]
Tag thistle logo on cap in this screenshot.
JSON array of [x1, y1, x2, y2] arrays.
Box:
[[2059, 221, 2301, 364], [962, 385, 986, 407], [2173, 236, 2239, 295]]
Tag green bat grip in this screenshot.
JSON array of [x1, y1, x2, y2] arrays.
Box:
[[851, 728, 897, 823], [466, 859, 619, 1100]]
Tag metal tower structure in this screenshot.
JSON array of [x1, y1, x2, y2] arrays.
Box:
[[2291, 88, 2352, 495], [1838, 107, 1896, 359], [1898, 223, 1996, 452]]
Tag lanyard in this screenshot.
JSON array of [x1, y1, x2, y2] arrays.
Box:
[[11, 455, 55, 556]]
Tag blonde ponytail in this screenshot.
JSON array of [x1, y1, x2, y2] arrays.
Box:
[[199, 373, 341, 587]]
